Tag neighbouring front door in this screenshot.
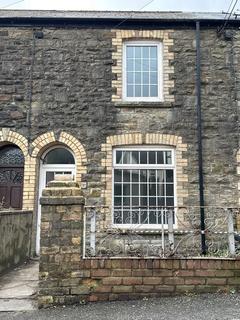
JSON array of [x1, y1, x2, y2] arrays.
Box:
[[0, 145, 24, 209], [36, 146, 75, 255]]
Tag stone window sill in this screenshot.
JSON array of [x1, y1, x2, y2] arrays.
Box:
[[114, 101, 175, 108]]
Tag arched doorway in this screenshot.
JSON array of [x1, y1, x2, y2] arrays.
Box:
[[0, 145, 24, 209], [36, 146, 76, 255]]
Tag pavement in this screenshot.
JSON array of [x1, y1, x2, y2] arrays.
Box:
[[0, 263, 240, 319], [0, 261, 38, 312], [0, 293, 240, 320]]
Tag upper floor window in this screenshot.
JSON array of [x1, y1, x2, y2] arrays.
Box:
[[123, 41, 163, 102]]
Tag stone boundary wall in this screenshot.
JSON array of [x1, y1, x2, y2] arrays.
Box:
[[39, 182, 240, 308], [39, 257, 240, 308], [0, 210, 33, 274]]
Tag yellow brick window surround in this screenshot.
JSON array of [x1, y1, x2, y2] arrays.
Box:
[[101, 133, 188, 226], [111, 30, 175, 104]]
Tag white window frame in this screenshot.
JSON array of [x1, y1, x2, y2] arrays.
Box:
[[123, 41, 163, 102], [112, 146, 176, 229]]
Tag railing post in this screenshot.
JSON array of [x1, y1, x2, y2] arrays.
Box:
[[227, 208, 236, 256], [90, 208, 96, 256], [168, 209, 174, 251]]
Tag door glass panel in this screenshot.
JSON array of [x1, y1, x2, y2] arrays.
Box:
[[44, 148, 75, 164], [46, 172, 55, 186]]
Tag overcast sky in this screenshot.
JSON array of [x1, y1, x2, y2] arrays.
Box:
[[0, 0, 239, 13]]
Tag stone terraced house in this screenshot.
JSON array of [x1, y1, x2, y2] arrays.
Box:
[[0, 10, 239, 259]]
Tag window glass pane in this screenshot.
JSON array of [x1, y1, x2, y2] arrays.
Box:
[[157, 151, 164, 164], [127, 59, 134, 71], [132, 169, 139, 182], [150, 46, 157, 59], [142, 59, 149, 71], [143, 85, 149, 97], [123, 210, 131, 224], [166, 197, 174, 207], [114, 169, 122, 182], [142, 46, 149, 58], [158, 197, 165, 206], [166, 184, 174, 196], [132, 197, 139, 206], [149, 210, 157, 224], [131, 152, 139, 164], [157, 170, 165, 183], [150, 72, 158, 84], [135, 59, 141, 72], [44, 148, 74, 164], [123, 184, 130, 195], [116, 151, 122, 164], [114, 211, 122, 224], [150, 85, 158, 97], [135, 46, 142, 58], [166, 170, 173, 182], [114, 184, 122, 196], [114, 197, 122, 206], [149, 184, 156, 196], [132, 211, 139, 224], [166, 151, 172, 164], [143, 72, 149, 84], [135, 72, 141, 84], [123, 170, 130, 182], [46, 171, 55, 185], [126, 46, 134, 58], [141, 210, 148, 224], [148, 170, 156, 183], [140, 184, 147, 196], [140, 151, 147, 164], [127, 72, 134, 84], [132, 184, 139, 196], [127, 85, 134, 97], [149, 151, 156, 164], [135, 85, 141, 97], [123, 197, 130, 206], [149, 197, 156, 206], [141, 197, 148, 206], [122, 151, 131, 164], [150, 59, 157, 71], [157, 184, 165, 196], [140, 169, 147, 182]]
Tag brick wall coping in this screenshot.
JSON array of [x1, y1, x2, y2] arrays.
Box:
[[40, 197, 85, 206], [0, 210, 32, 217], [82, 257, 239, 261]]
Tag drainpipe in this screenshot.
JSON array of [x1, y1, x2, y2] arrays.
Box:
[[195, 21, 206, 255]]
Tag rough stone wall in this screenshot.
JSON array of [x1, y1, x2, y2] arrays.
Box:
[[0, 210, 32, 274], [0, 25, 239, 209]]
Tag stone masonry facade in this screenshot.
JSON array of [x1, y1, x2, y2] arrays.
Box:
[[0, 16, 239, 250]]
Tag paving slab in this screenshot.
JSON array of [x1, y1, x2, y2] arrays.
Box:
[[0, 261, 38, 312]]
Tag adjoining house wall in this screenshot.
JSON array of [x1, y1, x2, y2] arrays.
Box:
[[39, 182, 240, 308], [0, 210, 33, 274], [0, 26, 238, 209]]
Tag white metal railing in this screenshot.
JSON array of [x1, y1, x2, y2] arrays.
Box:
[[82, 206, 240, 258]]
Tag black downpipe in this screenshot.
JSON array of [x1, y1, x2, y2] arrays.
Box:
[[195, 21, 206, 255], [26, 29, 36, 155]]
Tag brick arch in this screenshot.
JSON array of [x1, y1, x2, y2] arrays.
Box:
[[0, 128, 28, 157], [0, 129, 34, 210], [101, 133, 188, 222], [32, 131, 87, 182]]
